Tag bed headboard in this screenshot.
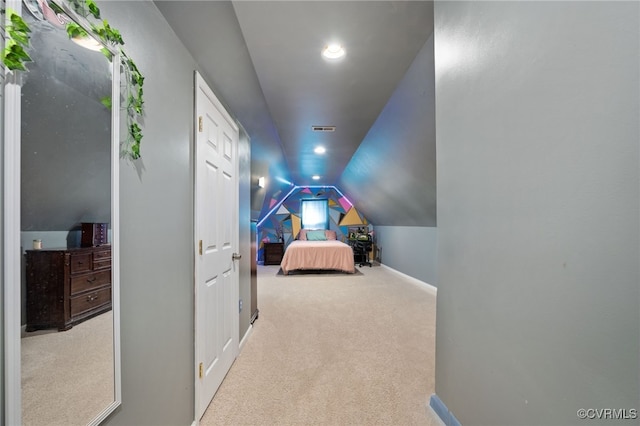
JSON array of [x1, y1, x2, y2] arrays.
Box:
[[298, 229, 337, 240]]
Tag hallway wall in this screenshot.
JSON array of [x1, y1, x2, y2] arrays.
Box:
[[375, 226, 437, 286], [99, 2, 197, 423], [433, 2, 639, 425], [95, 1, 253, 424]]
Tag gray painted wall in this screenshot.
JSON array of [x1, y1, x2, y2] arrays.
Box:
[[339, 31, 436, 227], [154, 1, 294, 223], [98, 2, 196, 424], [1, 2, 258, 423], [95, 1, 253, 424], [434, 2, 639, 425], [375, 226, 437, 286]]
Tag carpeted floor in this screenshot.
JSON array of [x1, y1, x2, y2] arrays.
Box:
[[201, 264, 442, 426], [21, 311, 114, 426]]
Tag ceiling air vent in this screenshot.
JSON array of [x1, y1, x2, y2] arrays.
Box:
[[311, 125, 336, 132]]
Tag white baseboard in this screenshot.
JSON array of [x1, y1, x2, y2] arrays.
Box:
[[239, 323, 253, 353], [380, 263, 437, 295]]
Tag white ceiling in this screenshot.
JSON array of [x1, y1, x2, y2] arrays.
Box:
[[156, 1, 434, 186]]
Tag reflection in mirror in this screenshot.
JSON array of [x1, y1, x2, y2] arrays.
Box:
[[19, 2, 115, 424]]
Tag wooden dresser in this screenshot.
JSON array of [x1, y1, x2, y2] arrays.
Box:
[[263, 242, 284, 265], [25, 245, 112, 332]]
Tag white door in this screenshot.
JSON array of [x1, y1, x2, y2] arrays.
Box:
[[194, 71, 239, 420]]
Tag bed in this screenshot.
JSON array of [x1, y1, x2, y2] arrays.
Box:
[[280, 230, 355, 275]]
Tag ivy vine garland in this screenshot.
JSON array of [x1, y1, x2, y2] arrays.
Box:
[[2, 8, 31, 70], [1, 0, 145, 160]]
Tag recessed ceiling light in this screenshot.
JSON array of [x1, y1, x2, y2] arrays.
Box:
[[312, 175, 321, 180], [314, 146, 326, 154], [322, 43, 345, 60], [72, 35, 103, 52]]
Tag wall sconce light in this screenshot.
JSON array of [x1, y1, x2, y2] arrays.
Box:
[[258, 177, 265, 188]]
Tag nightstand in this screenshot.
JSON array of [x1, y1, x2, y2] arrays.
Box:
[[263, 242, 284, 265]]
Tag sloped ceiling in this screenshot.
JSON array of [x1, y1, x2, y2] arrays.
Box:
[[339, 35, 436, 226], [156, 1, 435, 226], [232, 1, 433, 187]]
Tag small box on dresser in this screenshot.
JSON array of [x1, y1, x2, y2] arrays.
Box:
[[25, 245, 112, 331], [81, 222, 108, 247]]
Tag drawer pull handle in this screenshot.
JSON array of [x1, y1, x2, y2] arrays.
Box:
[[77, 261, 84, 265], [87, 277, 97, 283], [86, 294, 98, 302]]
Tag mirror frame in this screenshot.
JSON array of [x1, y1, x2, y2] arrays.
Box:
[[3, 0, 122, 424]]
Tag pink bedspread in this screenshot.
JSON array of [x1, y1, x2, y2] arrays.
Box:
[[280, 240, 355, 274]]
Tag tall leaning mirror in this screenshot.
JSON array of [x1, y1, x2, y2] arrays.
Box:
[[3, 0, 121, 424]]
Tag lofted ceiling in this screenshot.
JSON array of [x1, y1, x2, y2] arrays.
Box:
[[156, 1, 434, 187]]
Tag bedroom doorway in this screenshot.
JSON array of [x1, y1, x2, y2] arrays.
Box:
[[194, 71, 240, 419]]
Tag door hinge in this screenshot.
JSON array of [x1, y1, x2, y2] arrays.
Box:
[[198, 116, 203, 132], [199, 240, 203, 255], [199, 362, 203, 379]]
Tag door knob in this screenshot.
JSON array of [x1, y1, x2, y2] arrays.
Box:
[[232, 253, 242, 260]]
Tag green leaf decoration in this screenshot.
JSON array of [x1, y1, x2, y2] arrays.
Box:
[[100, 96, 112, 110], [6, 42, 32, 61], [10, 12, 31, 34], [118, 50, 145, 159], [91, 20, 124, 45], [66, 22, 88, 39], [9, 29, 30, 46], [85, 0, 101, 19], [100, 47, 112, 61], [4, 0, 145, 160], [129, 123, 143, 159], [2, 51, 27, 71], [1, 9, 32, 71]]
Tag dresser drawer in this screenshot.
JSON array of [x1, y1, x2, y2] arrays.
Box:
[[70, 270, 111, 295], [70, 253, 92, 274], [93, 260, 111, 270], [93, 249, 111, 261], [70, 286, 111, 318]]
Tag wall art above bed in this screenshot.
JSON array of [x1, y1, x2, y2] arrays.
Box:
[[257, 186, 372, 263]]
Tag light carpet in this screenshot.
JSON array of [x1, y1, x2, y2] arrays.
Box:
[[201, 264, 442, 426], [21, 311, 114, 426]]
